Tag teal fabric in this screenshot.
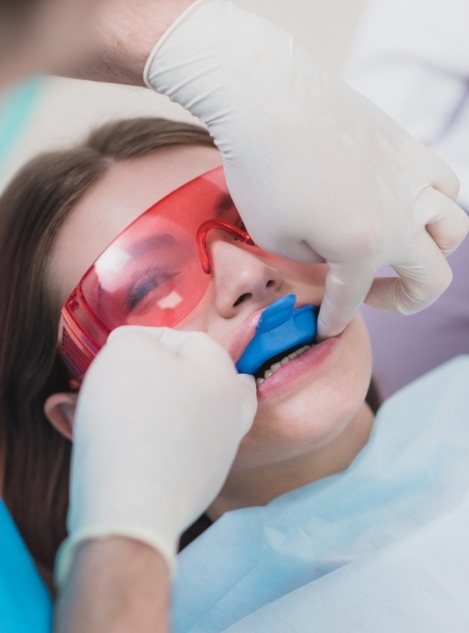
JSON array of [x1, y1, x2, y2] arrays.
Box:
[[0, 78, 41, 169], [173, 356, 469, 632], [0, 501, 52, 633]]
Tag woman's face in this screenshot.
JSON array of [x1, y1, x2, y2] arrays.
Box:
[[50, 145, 373, 471]]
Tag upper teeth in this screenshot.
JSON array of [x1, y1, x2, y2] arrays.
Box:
[[256, 345, 311, 387]]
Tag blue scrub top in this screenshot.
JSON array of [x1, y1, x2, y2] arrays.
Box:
[[173, 356, 469, 632]]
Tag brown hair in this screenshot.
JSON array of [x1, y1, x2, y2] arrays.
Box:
[[0, 118, 215, 589]]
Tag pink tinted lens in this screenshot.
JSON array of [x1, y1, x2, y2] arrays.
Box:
[[60, 166, 241, 382]]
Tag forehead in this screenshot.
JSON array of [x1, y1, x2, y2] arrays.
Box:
[[49, 145, 222, 302]]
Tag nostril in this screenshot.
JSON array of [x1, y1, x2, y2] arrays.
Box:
[[266, 280, 276, 288], [233, 293, 252, 307]]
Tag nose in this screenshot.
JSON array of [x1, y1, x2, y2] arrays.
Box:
[[208, 232, 283, 318]]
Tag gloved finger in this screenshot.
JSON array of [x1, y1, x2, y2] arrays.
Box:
[[108, 325, 237, 376], [365, 236, 453, 314], [157, 328, 236, 367], [108, 325, 213, 358], [317, 263, 375, 340], [422, 188, 469, 256], [434, 164, 460, 200], [256, 234, 325, 264], [236, 374, 258, 435], [105, 326, 180, 368], [412, 140, 460, 200], [107, 324, 169, 346]]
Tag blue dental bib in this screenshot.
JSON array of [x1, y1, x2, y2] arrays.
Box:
[[236, 295, 318, 376]]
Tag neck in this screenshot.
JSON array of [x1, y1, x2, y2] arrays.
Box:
[[208, 403, 374, 520]]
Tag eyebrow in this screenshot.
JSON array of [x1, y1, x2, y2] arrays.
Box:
[[127, 233, 177, 257]]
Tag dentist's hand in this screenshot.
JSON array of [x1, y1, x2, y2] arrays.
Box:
[[145, 0, 469, 339], [55, 326, 257, 586]]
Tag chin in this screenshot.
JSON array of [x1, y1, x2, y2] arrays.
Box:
[[233, 392, 367, 471], [233, 364, 371, 470]]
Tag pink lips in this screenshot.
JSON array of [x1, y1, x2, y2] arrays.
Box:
[[228, 307, 266, 365], [256, 335, 340, 400], [229, 298, 320, 369], [229, 297, 336, 401]]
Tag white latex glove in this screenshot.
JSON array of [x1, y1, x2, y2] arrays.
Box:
[[144, 0, 469, 339], [55, 326, 257, 586]]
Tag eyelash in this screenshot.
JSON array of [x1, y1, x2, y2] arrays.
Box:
[[126, 269, 179, 312]]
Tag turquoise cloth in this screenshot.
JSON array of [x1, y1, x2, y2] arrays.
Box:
[[173, 356, 469, 632], [0, 78, 41, 169], [0, 501, 52, 633]]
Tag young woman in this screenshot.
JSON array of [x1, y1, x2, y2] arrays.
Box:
[[1, 118, 467, 631], [0, 117, 375, 584]]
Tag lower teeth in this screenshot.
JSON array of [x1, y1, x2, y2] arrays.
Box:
[[255, 344, 312, 387]]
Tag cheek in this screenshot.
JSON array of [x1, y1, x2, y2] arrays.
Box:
[[174, 284, 228, 341]]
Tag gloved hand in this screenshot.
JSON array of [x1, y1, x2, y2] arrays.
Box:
[[144, 0, 469, 339], [55, 326, 257, 586]]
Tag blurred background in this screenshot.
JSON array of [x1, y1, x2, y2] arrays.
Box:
[[0, 0, 368, 191]]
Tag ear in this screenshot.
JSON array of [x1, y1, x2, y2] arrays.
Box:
[[44, 392, 78, 441]]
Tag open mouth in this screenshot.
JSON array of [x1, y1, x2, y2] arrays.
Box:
[[236, 294, 318, 385], [254, 342, 314, 386]]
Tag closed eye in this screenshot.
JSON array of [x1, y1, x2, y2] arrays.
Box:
[[126, 268, 180, 311]]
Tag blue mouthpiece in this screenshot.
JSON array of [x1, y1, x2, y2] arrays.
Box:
[[236, 294, 318, 375]]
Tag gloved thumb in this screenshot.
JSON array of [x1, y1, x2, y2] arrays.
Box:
[[318, 264, 373, 339], [236, 373, 258, 435]]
